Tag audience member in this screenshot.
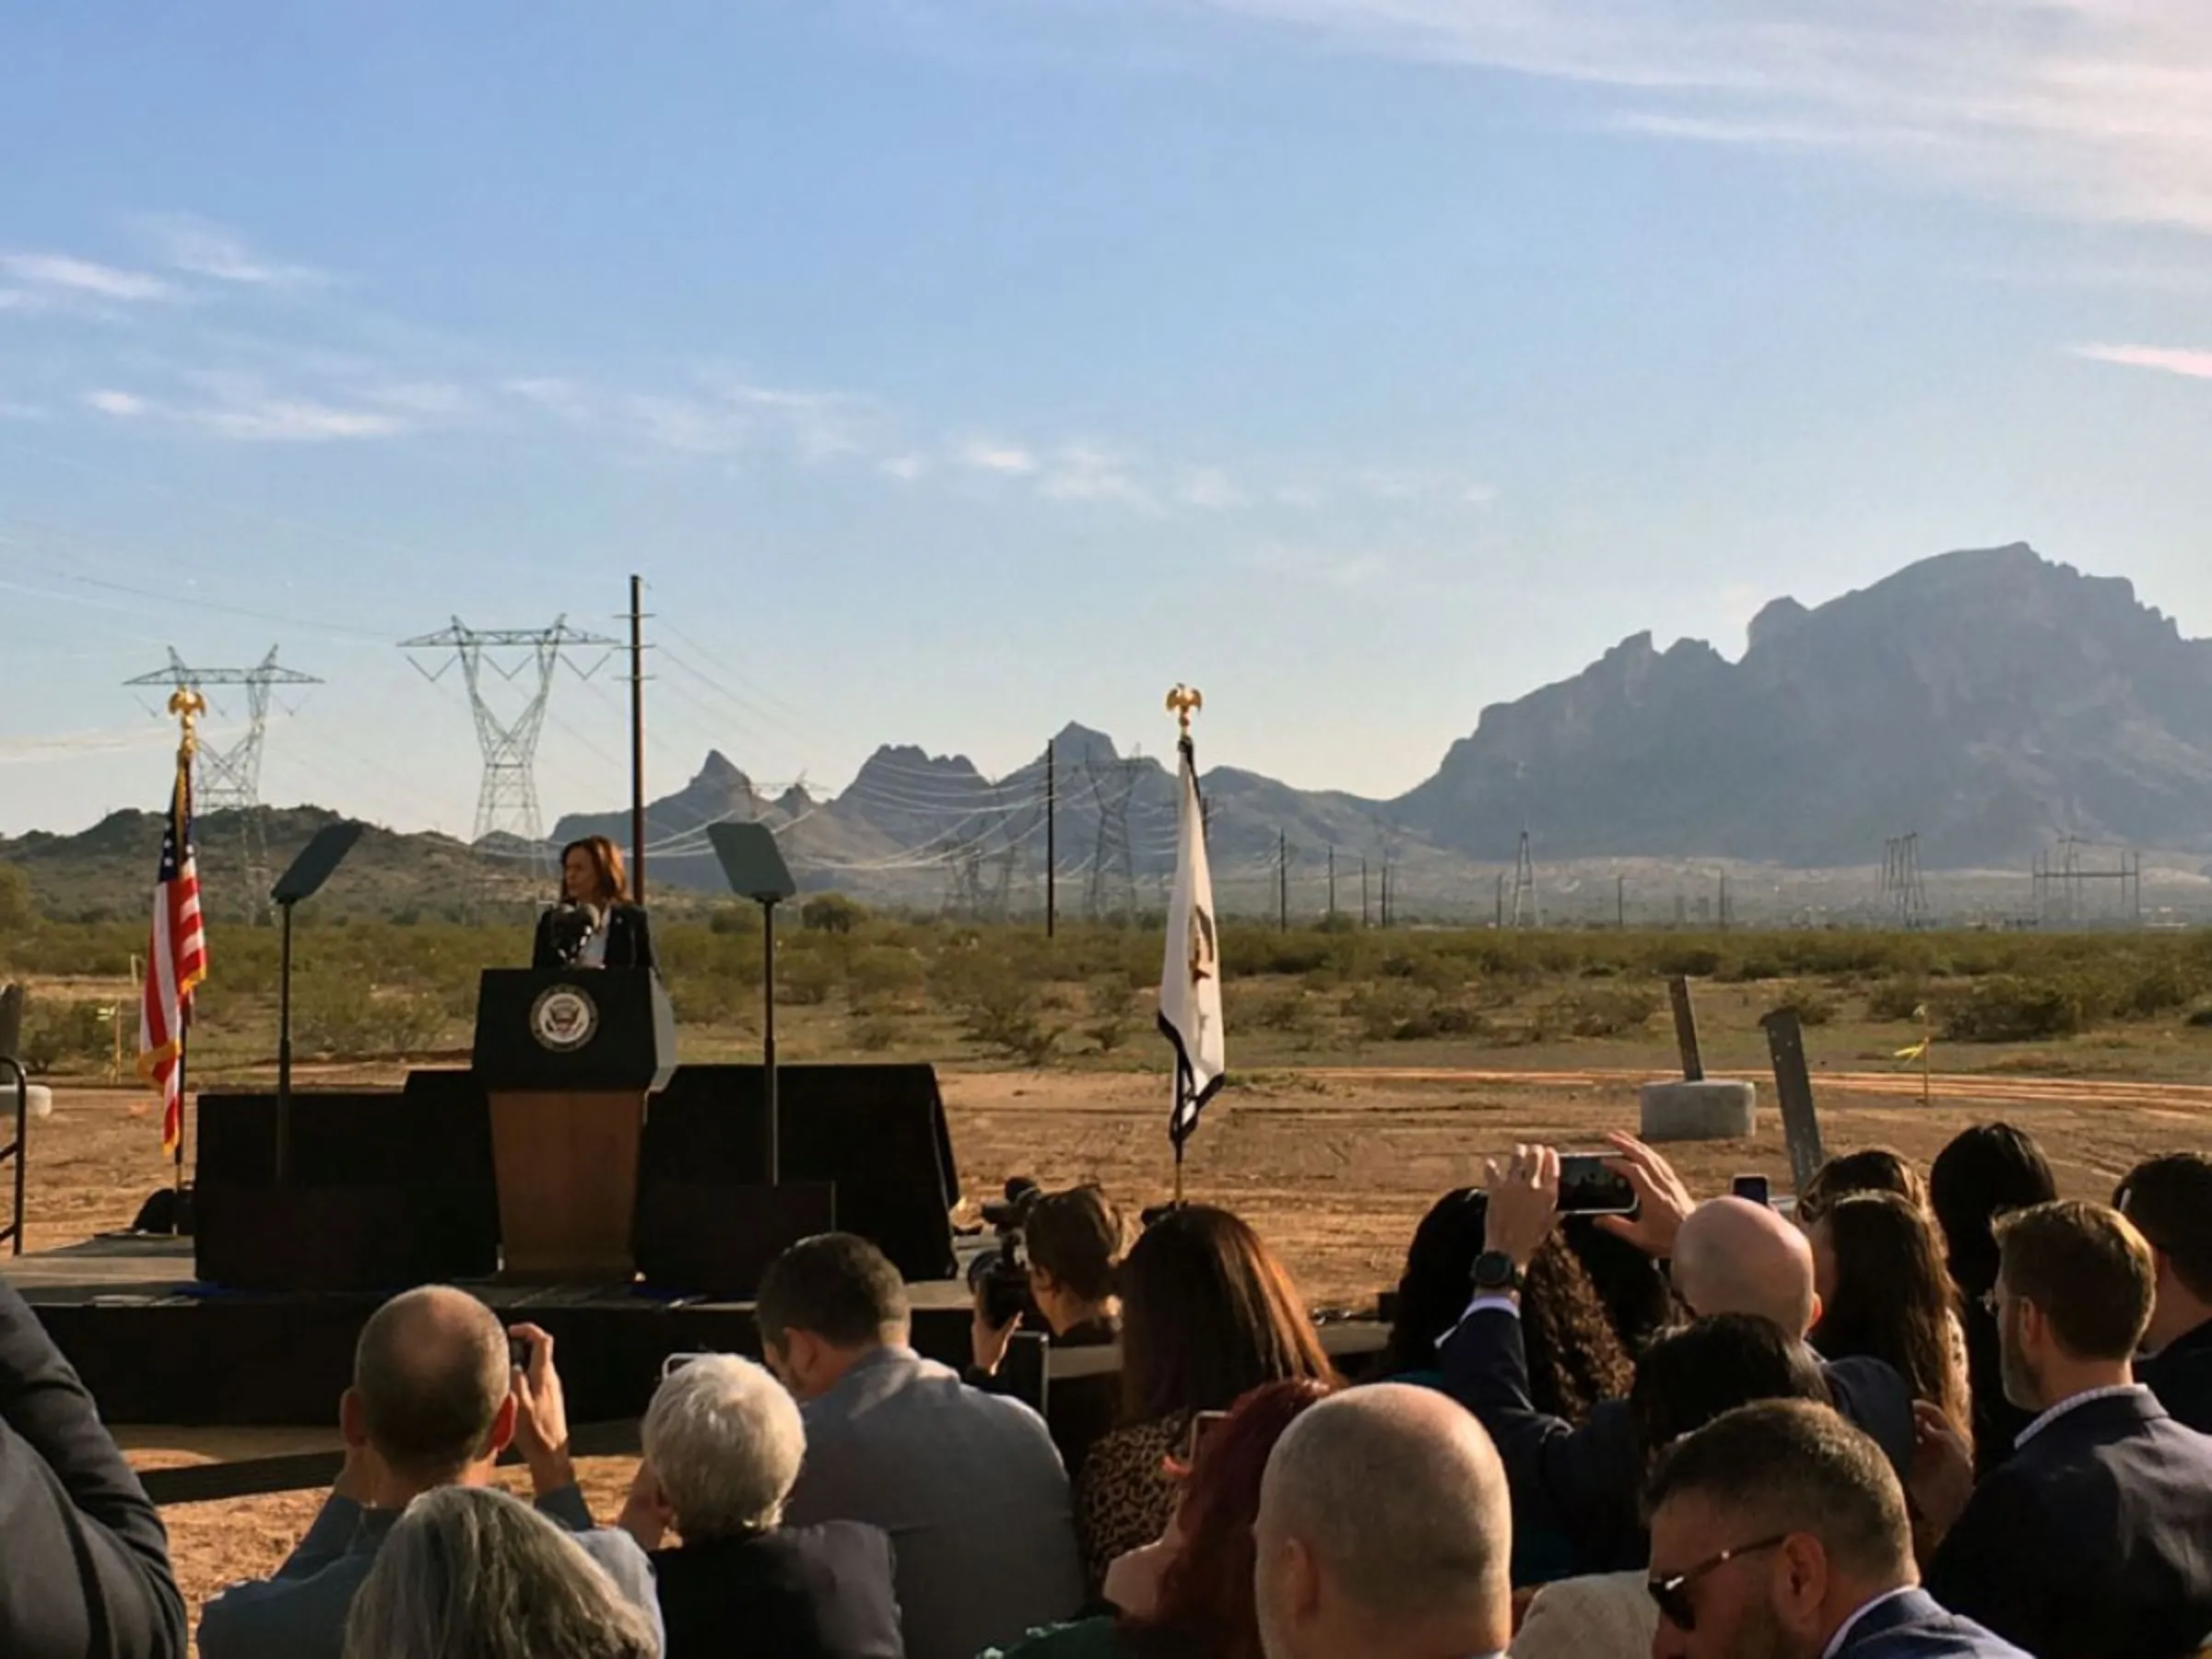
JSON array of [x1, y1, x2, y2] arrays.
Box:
[[1928, 1124, 2058, 1474], [760, 1232, 1081, 1659], [198, 1290, 658, 1659], [619, 1353, 901, 1659], [1445, 1142, 1913, 1571], [339, 1486, 658, 1659], [1797, 1147, 1930, 1227], [987, 1379, 1332, 1659], [1915, 1200, 2212, 1659], [0, 1276, 186, 1659], [1810, 1192, 1974, 1453], [971, 1183, 1125, 1478], [2114, 1152, 2212, 1432], [1385, 1187, 1631, 1585], [1510, 1315, 1834, 1658], [1253, 1384, 1513, 1659], [1645, 1401, 2029, 1658], [1560, 1216, 1677, 1359], [1077, 1206, 1335, 1593]]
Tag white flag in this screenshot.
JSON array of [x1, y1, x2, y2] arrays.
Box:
[[1159, 734, 1225, 1145]]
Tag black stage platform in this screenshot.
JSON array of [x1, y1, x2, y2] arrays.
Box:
[[12, 1234, 1387, 1429]]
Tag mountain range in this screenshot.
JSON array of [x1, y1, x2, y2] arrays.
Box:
[[10, 545, 2211, 921]]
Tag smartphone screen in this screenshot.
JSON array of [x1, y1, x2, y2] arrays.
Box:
[[1732, 1174, 1772, 1206], [1556, 1153, 1637, 1216]]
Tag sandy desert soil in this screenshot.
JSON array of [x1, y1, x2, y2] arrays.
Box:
[[9, 1057, 2208, 1638]]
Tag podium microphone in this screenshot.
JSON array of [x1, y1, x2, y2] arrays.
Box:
[[549, 900, 602, 965]]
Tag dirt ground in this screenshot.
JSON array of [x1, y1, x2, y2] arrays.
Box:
[[10, 1056, 2209, 1638]]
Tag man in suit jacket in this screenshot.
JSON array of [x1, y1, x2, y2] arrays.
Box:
[[2115, 1153, 2212, 1434], [1916, 1200, 2212, 1659], [199, 1291, 659, 1659], [0, 1277, 187, 1659], [1646, 1401, 2030, 1658], [760, 1233, 1083, 1659], [620, 1352, 901, 1659], [1449, 1142, 1915, 1572]]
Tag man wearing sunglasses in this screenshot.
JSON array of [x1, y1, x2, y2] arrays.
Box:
[[1644, 1400, 2027, 1658]]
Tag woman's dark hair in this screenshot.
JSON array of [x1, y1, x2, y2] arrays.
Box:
[[1024, 1184, 1123, 1304], [1561, 1214, 1677, 1358], [1385, 1190, 1633, 1423], [559, 836, 630, 905], [1929, 1123, 2058, 1296], [1811, 1193, 1972, 1446], [1128, 1378, 1333, 1659], [1118, 1206, 1335, 1423], [1629, 1313, 1830, 1470], [1797, 1147, 1926, 1227]]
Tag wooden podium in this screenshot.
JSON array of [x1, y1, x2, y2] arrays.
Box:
[[472, 968, 677, 1282]]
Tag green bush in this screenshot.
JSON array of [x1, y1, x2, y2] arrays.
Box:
[[1936, 977, 2085, 1043], [292, 981, 448, 1059], [801, 894, 867, 934], [775, 948, 843, 1006], [1085, 975, 1139, 1053], [18, 996, 116, 1076], [846, 945, 925, 1010], [1768, 989, 1837, 1029], [850, 1012, 902, 1053], [1866, 976, 1930, 1022], [2187, 1006, 2212, 1030], [1548, 984, 1662, 1040]]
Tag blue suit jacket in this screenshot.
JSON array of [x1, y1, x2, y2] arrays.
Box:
[[1835, 1589, 2030, 1657]]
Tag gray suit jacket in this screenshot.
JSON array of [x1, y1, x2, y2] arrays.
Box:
[[197, 1485, 661, 1659], [784, 1347, 1083, 1659]]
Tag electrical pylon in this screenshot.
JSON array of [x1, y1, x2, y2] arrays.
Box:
[[401, 616, 617, 881], [1509, 830, 1542, 928], [124, 646, 322, 919]]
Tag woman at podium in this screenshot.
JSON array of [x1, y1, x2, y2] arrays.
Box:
[[533, 835, 656, 971]]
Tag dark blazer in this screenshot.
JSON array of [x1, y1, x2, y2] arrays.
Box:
[[1924, 1387, 2212, 1659], [652, 1522, 903, 1659], [2143, 1319, 2212, 1436], [965, 1318, 1120, 1484], [0, 1277, 187, 1659], [1441, 1306, 1916, 1573], [1832, 1588, 2032, 1657], [532, 901, 655, 972]]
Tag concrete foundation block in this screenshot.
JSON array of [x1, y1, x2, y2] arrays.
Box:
[[1640, 1079, 1757, 1143]]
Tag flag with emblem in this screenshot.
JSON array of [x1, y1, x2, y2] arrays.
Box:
[[1159, 731, 1224, 1147], [138, 752, 207, 1157]]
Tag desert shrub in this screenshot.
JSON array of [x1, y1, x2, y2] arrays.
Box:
[[1547, 984, 1662, 1040], [801, 894, 867, 934], [846, 945, 925, 1010], [850, 1012, 902, 1053], [17, 996, 115, 1076], [2187, 1006, 2212, 1030], [776, 947, 843, 1006], [1247, 988, 1318, 1032], [707, 905, 759, 935], [293, 982, 448, 1059], [1768, 989, 1837, 1028], [0, 861, 31, 936], [670, 975, 749, 1027], [1718, 952, 1785, 984], [2111, 959, 2203, 1020], [1865, 975, 1930, 1023], [1085, 974, 1139, 1053], [1936, 976, 2085, 1043], [1650, 944, 1724, 979], [1348, 982, 1429, 1043], [934, 949, 1060, 1062]]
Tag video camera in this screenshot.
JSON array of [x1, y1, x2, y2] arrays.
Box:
[[968, 1176, 1042, 1329]]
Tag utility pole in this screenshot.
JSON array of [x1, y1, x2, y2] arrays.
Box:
[[1361, 857, 1371, 928], [1719, 873, 1732, 931], [1044, 738, 1056, 938], [1618, 874, 1627, 929], [1381, 863, 1393, 928], [1327, 844, 1336, 919], [1495, 873, 1505, 931], [629, 575, 648, 902], [1278, 829, 1289, 932]]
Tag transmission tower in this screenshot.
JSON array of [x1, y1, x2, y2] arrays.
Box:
[[1879, 832, 1930, 927], [1509, 830, 1542, 928], [124, 645, 322, 918], [1085, 754, 1140, 925], [401, 616, 618, 881]]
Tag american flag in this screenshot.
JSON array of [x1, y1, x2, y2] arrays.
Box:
[[138, 756, 207, 1156]]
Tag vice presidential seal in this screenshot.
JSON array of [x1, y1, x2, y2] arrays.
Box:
[[530, 983, 598, 1053]]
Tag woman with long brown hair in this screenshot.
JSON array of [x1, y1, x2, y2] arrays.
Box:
[[1808, 1191, 1972, 1453], [1074, 1206, 1335, 1593], [532, 834, 656, 971]]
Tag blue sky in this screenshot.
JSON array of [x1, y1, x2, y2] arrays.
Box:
[[3, 0, 2209, 838]]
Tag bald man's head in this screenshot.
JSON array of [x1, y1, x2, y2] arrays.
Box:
[[1253, 1384, 1512, 1659], [352, 1286, 513, 1483], [1673, 1197, 1820, 1336]]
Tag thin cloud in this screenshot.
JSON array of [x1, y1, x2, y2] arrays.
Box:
[[1178, 466, 1251, 509], [880, 453, 929, 481], [1245, 541, 1391, 590], [955, 437, 1039, 476], [2072, 342, 2212, 381], [134, 214, 327, 288], [1202, 1, 2212, 236], [1038, 443, 1152, 507], [84, 389, 149, 418], [501, 376, 592, 421], [82, 381, 407, 441], [0, 253, 170, 300]]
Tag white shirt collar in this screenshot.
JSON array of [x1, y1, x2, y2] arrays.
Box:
[[2015, 1383, 2152, 1450], [1820, 1588, 1917, 1659]]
